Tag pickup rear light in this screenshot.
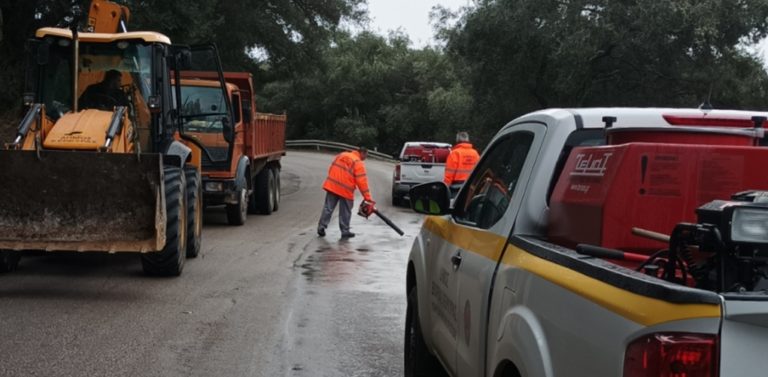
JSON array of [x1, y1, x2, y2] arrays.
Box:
[[394, 163, 401, 180], [663, 115, 764, 128], [623, 332, 718, 377]]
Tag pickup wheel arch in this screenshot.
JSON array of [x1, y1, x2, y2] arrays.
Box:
[[489, 306, 552, 377], [493, 360, 521, 377]]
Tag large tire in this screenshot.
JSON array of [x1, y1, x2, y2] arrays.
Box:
[[226, 185, 248, 226], [253, 167, 273, 215], [392, 188, 402, 207], [247, 171, 259, 215], [184, 167, 202, 258], [271, 167, 280, 212], [0, 250, 21, 273], [405, 287, 447, 377], [142, 166, 187, 276]]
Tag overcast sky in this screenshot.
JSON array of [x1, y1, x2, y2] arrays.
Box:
[[364, 0, 471, 47]]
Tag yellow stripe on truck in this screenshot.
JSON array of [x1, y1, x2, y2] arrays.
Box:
[[423, 216, 721, 326], [502, 244, 721, 326]]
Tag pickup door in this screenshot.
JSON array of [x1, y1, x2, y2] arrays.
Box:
[[452, 124, 543, 376], [422, 123, 544, 376]]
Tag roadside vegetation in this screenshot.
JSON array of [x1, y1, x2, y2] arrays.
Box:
[[3, 0, 768, 152]]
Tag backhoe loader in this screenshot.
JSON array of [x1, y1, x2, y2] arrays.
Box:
[[0, 2, 233, 276]]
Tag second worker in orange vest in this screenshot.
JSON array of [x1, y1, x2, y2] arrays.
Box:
[[318, 147, 374, 238], [444, 131, 480, 189]]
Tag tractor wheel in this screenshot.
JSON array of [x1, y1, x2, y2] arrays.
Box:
[[254, 167, 273, 215], [0, 250, 21, 273], [142, 166, 187, 276], [184, 167, 202, 258], [226, 185, 248, 226], [271, 167, 281, 212], [405, 287, 447, 377]]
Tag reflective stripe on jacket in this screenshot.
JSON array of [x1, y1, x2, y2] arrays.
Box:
[[444, 143, 480, 185], [322, 151, 372, 201]]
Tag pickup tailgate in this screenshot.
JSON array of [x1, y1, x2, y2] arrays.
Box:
[[720, 298, 768, 375], [400, 162, 445, 183]]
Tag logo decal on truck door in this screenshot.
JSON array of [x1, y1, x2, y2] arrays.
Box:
[[572, 152, 613, 177]]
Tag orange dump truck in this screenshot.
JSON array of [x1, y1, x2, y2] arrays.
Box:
[[179, 72, 286, 225]]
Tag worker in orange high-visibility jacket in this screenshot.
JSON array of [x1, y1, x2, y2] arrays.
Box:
[[317, 146, 375, 238], [444, 132, 480, 195]]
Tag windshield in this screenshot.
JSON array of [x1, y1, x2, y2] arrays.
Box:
[[40, 38, 153, 122], [178, 84, 230, 165], [180, 85, 228, 132]]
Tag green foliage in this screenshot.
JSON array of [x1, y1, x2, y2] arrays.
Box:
[[4, 0, 768, 152], [259, 30, 475, 154], [0, 0, 363, 128], [441, 0, 768, 140]]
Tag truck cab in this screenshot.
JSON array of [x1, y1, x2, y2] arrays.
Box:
[[178, 72, 286, 225]]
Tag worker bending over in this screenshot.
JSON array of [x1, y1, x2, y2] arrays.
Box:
[[317, 146, 375, 238]]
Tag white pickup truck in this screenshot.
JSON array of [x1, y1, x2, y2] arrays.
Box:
[[405, 108, 768, 377], [392, 142, 452, 206]]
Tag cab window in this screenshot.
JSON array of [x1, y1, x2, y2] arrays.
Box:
[[453, 132, 534, 229], [232, 93, 241, 123]]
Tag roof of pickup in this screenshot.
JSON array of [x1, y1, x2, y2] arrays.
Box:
[[511, 107, 768, 131]]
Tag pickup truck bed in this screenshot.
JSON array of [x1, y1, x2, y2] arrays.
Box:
[[392, 142, 451, 206]]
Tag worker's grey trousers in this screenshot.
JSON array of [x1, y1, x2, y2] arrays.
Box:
[[318, 191, 354, 233]]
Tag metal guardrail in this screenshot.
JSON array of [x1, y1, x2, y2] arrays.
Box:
[[286, 139, 395, 162]]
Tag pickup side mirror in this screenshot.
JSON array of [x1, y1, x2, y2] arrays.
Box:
[[410, 182, 451, 215], [222, 116, 233, 143]]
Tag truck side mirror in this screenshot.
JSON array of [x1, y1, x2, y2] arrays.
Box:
[[148, 96, 161, 113], [222, 116, 233, 143], [410, 182, 451, 215]]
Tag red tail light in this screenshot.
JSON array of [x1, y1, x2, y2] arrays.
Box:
[[394, 163, 401, 180], [624, 333, 718, 377], [663, 115, 764, 128]]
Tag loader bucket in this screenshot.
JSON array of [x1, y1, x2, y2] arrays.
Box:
[[0, 150, 165, 253]]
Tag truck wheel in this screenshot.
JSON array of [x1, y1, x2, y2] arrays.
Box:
[[253, 167, 273, 215], [405, 287, 446, 377], [270, 167, 280, 212], [184, 167, 202, 258], [392, 189, 402, 207], [0, 250, 21, 273], [142, 166, 187, 276], [226, 186, 248, 226]]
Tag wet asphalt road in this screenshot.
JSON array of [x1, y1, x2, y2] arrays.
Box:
[[0, 151, 425, 377]]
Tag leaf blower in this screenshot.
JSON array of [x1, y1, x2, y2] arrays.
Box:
[[358, 200, 404, 236]]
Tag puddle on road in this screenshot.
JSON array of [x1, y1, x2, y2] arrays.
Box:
[[297, 212, 424, 291]]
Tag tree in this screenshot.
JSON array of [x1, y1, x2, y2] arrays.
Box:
[[259, 30, 476, 153], [440, 0, 768, 139], [0, 0, 364, 131]]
